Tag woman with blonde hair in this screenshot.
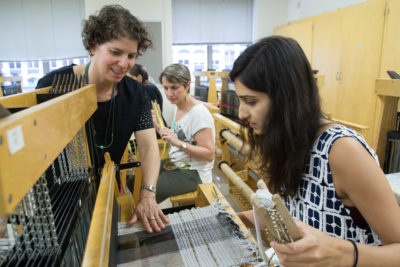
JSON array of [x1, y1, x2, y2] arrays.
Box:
[[152, 63, 215, 203]]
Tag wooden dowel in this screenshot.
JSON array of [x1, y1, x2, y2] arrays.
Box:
[[219, 161, 254, 201], [220, 129, 250, 155]]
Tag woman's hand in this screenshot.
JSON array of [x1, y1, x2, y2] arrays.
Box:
[[271, 221, 353, 267], [159, 127, 180, 147], [128, 194, 169, 233], [151, 108, 162, 133], [129, 128, 169, 233]]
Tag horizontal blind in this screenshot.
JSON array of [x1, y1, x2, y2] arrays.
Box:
[[172, 0, 253, 44], [0, 0, 86, 61]]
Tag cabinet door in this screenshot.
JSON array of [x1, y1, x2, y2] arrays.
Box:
[[274, 24, 289, 36], [311, 11, 343, 118], [273, 19, 313, 63], [380, 0, 400, 77], [336, 0, 386, 144]]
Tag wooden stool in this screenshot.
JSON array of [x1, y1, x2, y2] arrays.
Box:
[[170, 190, 198, 207]]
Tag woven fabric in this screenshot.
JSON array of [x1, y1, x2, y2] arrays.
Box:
[[117, 205, 261, 266], [285, 125, 381, 245]]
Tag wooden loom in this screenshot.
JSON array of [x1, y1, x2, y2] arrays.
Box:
[[0, 85, 259, 266], [210, 113, 302, 244], [0, 85, 97, 266], [0, 85, 96, 216], [212, 112, 263, 211], [218, 161, 302, 245]]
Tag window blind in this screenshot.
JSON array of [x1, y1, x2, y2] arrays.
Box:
[[0, 0, 86, 61], [172, 0, 253, 44]]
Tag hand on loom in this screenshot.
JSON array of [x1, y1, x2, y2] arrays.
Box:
[[270, 221, 348, 267], [128, 194, 169, 233]]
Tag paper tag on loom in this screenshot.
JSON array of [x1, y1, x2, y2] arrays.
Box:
[[6, 125, 25, 154]]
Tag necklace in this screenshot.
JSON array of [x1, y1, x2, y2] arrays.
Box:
[[96, 87, 116, 150], [84, 62, 117, 150]]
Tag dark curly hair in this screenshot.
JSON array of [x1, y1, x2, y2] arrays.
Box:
[[230, 36, 323, 197], [82, 5, 152, 56]]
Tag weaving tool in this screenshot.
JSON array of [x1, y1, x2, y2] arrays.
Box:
[[218, 162, 302, 245], [253, 179, 302, 243], [152, 100, 167, 157]]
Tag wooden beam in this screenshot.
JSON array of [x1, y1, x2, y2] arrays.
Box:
[[212, 113, 241, 133], [82, 153, 115, 267], [0, 87, 50, 108], [373, 79, 400, 166], [375, 79, 400, 97]]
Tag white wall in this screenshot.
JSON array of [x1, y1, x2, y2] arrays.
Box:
[[253, 0, 288, 40], [287, 0, 368, 22]]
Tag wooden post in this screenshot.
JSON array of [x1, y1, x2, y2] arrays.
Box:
[[373, 79, 400, 166]]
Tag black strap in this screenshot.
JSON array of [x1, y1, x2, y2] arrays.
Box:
[[348, 239, 358, 267]]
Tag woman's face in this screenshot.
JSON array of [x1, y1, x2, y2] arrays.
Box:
[[91, 37, 138, 83], [161, 76, 189, 105], [235, 79, 271, 135]]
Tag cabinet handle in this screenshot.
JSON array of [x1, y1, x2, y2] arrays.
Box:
[[336, 72, 342, 81]]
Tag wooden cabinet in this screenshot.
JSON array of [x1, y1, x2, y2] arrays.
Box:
[[379, 0, 400, 77], [311, 11, 342, 118], [274, 19, 313, 63], [274, 0, 388, 147], [333, 0, 386, 144]]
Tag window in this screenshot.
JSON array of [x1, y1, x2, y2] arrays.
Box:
[[9, 61, 22, 75], [172, 43, 249, 82], [0, 56, 88, 90], [27, 61, 40, 74], [172, 0, 252, 84]]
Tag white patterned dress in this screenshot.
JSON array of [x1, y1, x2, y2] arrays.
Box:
[[284, 125, 381, 245]]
